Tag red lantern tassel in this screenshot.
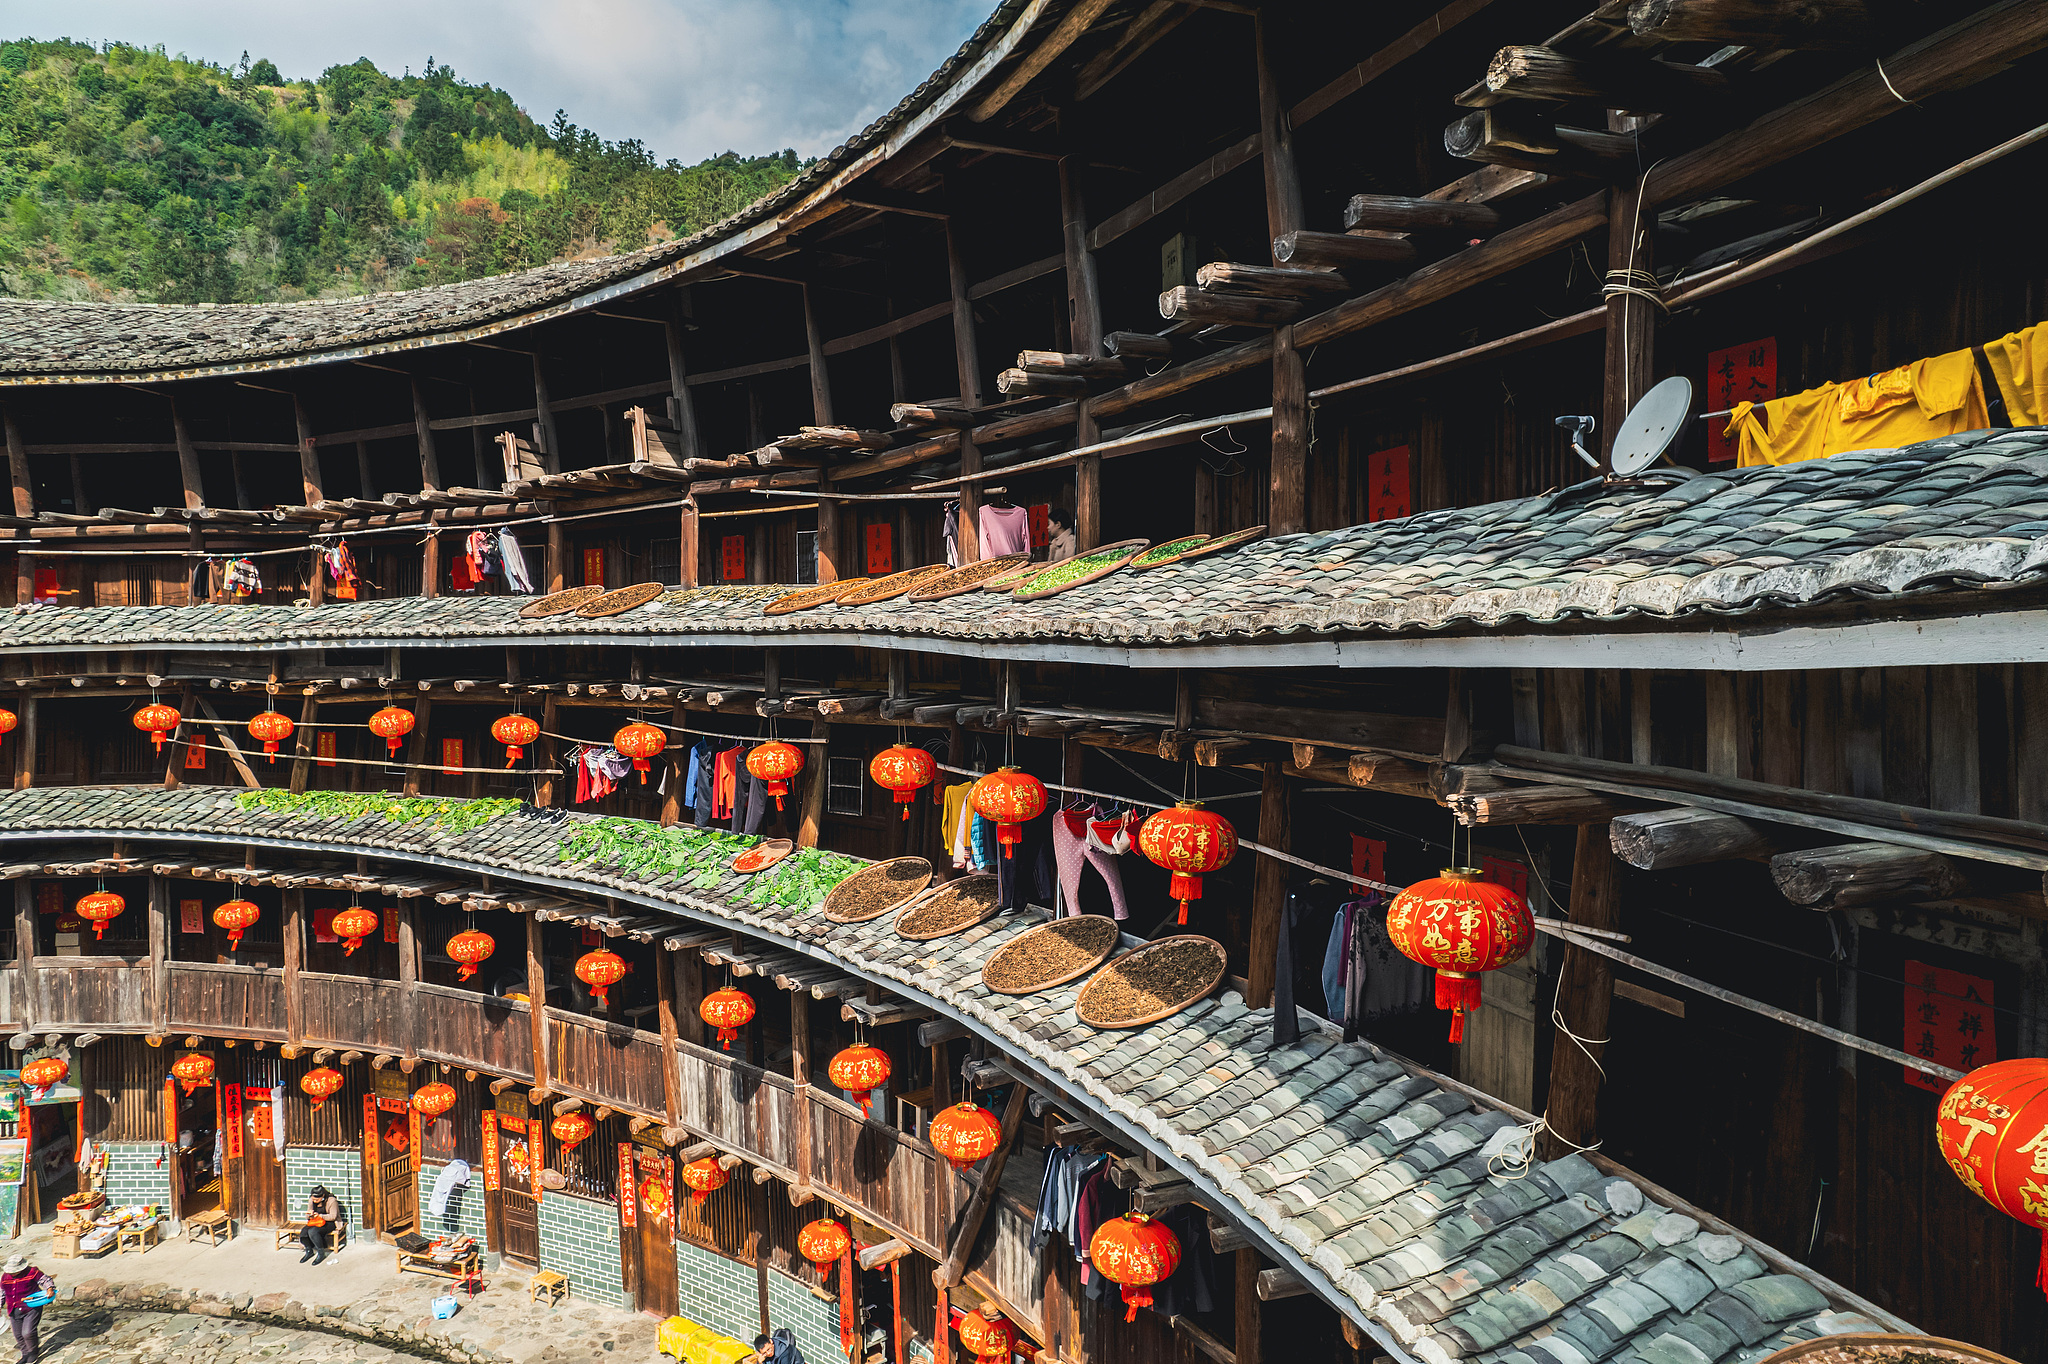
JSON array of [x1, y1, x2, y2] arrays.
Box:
[[633, 758, 650, 784], [2038, 1232, 2048, 1299], [692, 1189, 708, 1208], [456, 962, 475, 981], [770, 780, 789, 810], [896, 790, 914, 820], [505, 745, 522, 767], [1119, 1283, 1151, 1324], [1435, 970, 1482, 1042], [717, 1026, 737, 1049], [999, 822, 1020, 857]]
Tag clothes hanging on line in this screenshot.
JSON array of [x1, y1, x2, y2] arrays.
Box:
[[499, 530, 535, 593], [323, 542, 359, 601], [712, 746, 740, 821], [1729, 345, 1991, 466], [941, 783, 973, 868], [1053, 803, 1134, 920], [1031, 1146, 1109, 1253], [943, 501, 961, 568], [978, 503, 1032, 557], [1354, 894, 1434, 1022], [222, 557, 262, 600]]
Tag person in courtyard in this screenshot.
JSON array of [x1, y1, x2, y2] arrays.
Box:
[[2, 1254, 52, 1364], [1044, 507, 1076, 562], [298, 1184, 346, 1264]]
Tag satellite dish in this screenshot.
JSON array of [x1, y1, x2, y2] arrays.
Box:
[[1609, 376, 1693, 477]]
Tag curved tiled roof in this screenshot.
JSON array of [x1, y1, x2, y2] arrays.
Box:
[[0, 0, 1033, 382], [0, 784, 1908, 1361], [8, 429, 2048, 654]]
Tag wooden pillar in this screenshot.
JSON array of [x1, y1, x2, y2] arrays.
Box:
[[420, 525, 441, 600], [1059, 153, 1104, 551], [802, 284, 834, 426], [797, 719, 830, 849], [354, 441, 378, 501], [665, 288, 704, 461], [677, 497, 701, 590], [13, 880, 36, 1029], [1235, 1250, 1264, 1364], [305, 544, 325, 607], [289, 694, 319, 795], [147, 876, 169, 1031], [171, 399, 205, 510], [535, 695, 562, 808], [293, 396, 323, 504], [815, 473, 842, 586], [402, 698, 433, 796], [2, 404, 32, 518], [656, 935, 681, 1123], [946, 216, 985, 563], [12, 546, 26, 613], [1246, 763, 1290, 1009], [10, 695, 33, 791], [1256, 10, 1308, 536], [791, 988, 814, 1193], [282, 888, 304, 1046], [659, 700, 688, 827], [1600, 179, 1653, 467], [397, 900, 418, 1060], [1541, 824, 1625, 1158], [931, 1039, 954, 1229], [531, 354, 560, 473], [544, 518, 565, 594], [956, 436, 982, 565], [411, 378, 442, 491], [526, 913, 551, 1095]]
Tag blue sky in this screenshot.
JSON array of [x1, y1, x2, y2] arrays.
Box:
[[0, 0, 992, 163]]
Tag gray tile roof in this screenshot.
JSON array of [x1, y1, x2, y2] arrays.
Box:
[[0, 785, 1910, 1357], [10, 429, 2048, 653], [0, 0, 1032, 382]]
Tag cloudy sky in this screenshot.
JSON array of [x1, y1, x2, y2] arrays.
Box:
[[0, 0, 993, 163]]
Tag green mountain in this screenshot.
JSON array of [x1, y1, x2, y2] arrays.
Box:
[[0, 38, 807, 303]]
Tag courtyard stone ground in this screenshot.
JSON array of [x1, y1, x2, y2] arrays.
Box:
[[1, 1218, 667, 1364]]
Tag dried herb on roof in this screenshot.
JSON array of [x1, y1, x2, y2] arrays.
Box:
[[233, 788, 519, 834], [556, 817, 858, 913]]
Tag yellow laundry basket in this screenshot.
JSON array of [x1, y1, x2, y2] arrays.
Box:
[[658, 1316, 754, 1364]]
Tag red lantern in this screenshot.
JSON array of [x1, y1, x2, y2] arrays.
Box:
[[213, 898, 261, 950], [746, 741, 805, 811], [970, 768, 1045, 858], [446, 929, 495, 982], [613, 722, 667, 784], [1136, 801, 1238, 925], [797, 1218, 850, 1267], [551, 1111, 596, 1153], [957, 1306, 1015, 1360], [869, 744, 936, 820], [0, 709, 17, 744], [330, 906, 379, 956], [134, 703, 181, 753], [929, 1102, 1002, 1170], [699, 987, 755, 1050], [492, 714, 540, 766], [367, 706, 415, 754], [20, 1056, 66, 1097], [171, 1053, 216, 1096], [827, 1044, 891, 1107], [1939, 1059, 2048, 1296], [75, 891, 125, 940], [300, 1066, 345, 1110], [1385, 868, 1533, 1043], [412, 1082, 458, 1117], [680, 1157, 728, 1207], [575, 950, 627, 1008], [1089, 1213, 1182, 1322], [247, 710, 295, 762]]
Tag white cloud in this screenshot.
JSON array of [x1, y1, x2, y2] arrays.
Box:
[[0, 0, 992, 163]]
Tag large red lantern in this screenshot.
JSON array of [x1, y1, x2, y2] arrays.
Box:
[[699, 987, 755, 1050], [171, 1053, 216, 1096], [330, 907, 378, 956], [492, 714, 540, 766], [551, 1111, 596, 1153], [20, 1057, 66, 1097], [1136, 801, 1238, 925], [869, 744, 936, 820], [575, 950, 627, 1008], [957, 1306, 1015, 1360], [446, 929, 495, 982], [746, 741, 805, 811], [613, 723, 667, 784], [929, 1102, 1002, 1170], [1939, 1059, 2048, 1296], [75, 891, 125, 940], [0, 709, 18, 744], [213, 898, 261, 950], [827, 1044, 891, 1107], [1384, 868, 1533, 1043], [680, 1157, 728, 1207], [969, 767, 1046, 858], [247, 710, 295, 762], [412, 1082, 458, 1118], [1089, 1213, 1182, 1321], [797, 1218, 850, 1267], [300, 1066, 345, 1110], [367, 706, 415, 754], [133, 703, 181, 752]]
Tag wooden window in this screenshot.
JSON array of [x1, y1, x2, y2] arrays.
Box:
[[796, 530, 817, 585], [650, 537, 682, 586], [826, 755, 865, 817]]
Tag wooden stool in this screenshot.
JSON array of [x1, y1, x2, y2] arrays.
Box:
[[528, 1270, 568, 1307], [117, 1222, 159, 1254], [186, 1210, 231, 1247]]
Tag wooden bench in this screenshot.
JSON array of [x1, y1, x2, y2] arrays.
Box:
[[275, 1220, 350, 1252], [528, 1270, 568, 1307], [185, 1209, 231, 1247]]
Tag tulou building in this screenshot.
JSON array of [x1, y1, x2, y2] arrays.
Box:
[[0, 2, 2046, 1362]]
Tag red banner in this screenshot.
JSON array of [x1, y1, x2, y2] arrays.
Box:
[[384, 913, 400, 945], [184, 735, 208, 769], [1706, 337, 1777, 465], [482, 1114, 500, 1192], [223, 1084, 243, 1159], [1367, 445, 1411, 522], [864, 523, 893, 576], [1028, 503, 1049, 550], [1906, 959, 1996, 1092], [410, 1105, 423, 1173], [441, 738, 464, 774], [618, 1142, 637, 1227], [316, 731, 337, 768], [314, 907, 338, 943], [721, 535, 746, 582], [179, 899, 204, 934], [364, 1095, 378, 1167], [582, 547, 606, 587], [1350, 834, 1386, 891]]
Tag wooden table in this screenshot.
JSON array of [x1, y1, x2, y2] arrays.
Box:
[[116, 1221, 160, 1254], [396, 1246, 480, 1283]]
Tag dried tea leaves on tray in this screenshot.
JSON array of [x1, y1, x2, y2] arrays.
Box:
[[1128, 535, 1211, 570], [575, 582, 667, 617], [980, 915, 1121, 995], [835, 564, 950, 606], [518, 585, 607, 618], [822, 857, 934, 923], [1074, 934, 1227, 1027], [1010, 539, 1149, 602], [905, 555, 1030, 601], [1171, 523, 1267, 563], [894, 875, 1000, 940], [764, 579, 871, 616], [980, 562, 1043, 593]]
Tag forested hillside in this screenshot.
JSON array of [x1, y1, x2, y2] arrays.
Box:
[[0, 39, 807, 303]]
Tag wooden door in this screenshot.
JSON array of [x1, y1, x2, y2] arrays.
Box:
[[497, 1116, 539, 1265], [369, 1103, 416, 1236], [238, 1085, 285, 1226], [632, 1146, 678, 1318]]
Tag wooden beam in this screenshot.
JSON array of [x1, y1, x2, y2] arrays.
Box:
[[935, 1082, 1030, 1288], [665, 287, 705, 462], [1541, 825, 1623, 1158], [1246, 764, 1289, 1008], [1451, 782, 1660, 825], [967, 0, 1116, 122], [1771, 842, 1969, 909], [1485, 46, 1731, 112], [410, 378, 442, 491], [1, 404, 31, 518], [1342, 194, 1501, 236], [170, 399, 205, 510], [1609, 808, 1784, 869], [1628, 0, 1898, 50], [1445, 109, 1638, 177], [1160, 288, 1305, 328], [1254, 1268, 1308, 1301]]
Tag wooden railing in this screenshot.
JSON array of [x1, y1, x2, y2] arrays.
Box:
[[547, 1008, 665, 1113], [166, 962, 286, 1039], [299, 972, 408, 1052], [37, 959, 152, 1029], [416, 985, 533, 1079]]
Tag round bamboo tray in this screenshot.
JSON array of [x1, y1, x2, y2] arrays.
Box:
[[1010, 539, 1149, 602], [906, 555, 1031, 601], [1074, 934, 1226, 1027], [1128, 535, 1212, 571], [835, 565, 950, 606], [764, 579, 871, 616], [980, 562, 1043, 593], [1167, 524, 1266, 564], [518, 585, 607, 618], [1758, 1337, 2019, 1364], [575, 582, 667, 617], [980, 915, 1121, 995], [731, 839, 793, 874], [822, 858, 935, 923], [894, 876, 1000, 940]]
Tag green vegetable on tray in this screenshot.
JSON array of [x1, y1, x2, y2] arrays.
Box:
[[1013, 545, 1135, 596], [1130, 536, 1209, 568], [234, 789, 520, 834], [557, 817, 860, 914]]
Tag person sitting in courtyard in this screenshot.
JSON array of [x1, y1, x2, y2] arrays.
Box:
[[297, 1185, 347, 1265]]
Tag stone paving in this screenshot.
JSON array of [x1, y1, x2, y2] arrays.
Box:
[[2, 1218, 663, 1364]]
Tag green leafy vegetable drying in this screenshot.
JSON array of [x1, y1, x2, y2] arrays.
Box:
[[234, 789, 520, 834], [556, 818, 860, 915]]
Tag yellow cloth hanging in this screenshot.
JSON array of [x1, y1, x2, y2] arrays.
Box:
[[1986, 322, 2048, 426], [1730, 383, 1839, 468], [1733, 348, 1990, 467]]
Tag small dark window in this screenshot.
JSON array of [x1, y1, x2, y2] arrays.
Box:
[[826, 756, 865, 817]]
